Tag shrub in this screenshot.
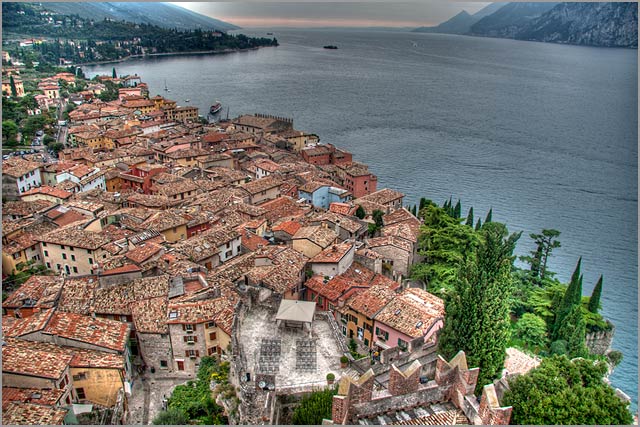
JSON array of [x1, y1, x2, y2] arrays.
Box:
[[326, 373, 335, 381], [340, 355, 349, 364]]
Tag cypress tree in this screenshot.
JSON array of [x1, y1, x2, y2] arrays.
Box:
[[419, 197, 427, 211], [465, 207, 474, 227], [485, 208, 493, 224], [9, 75, 17, 97], [555, 304, 587, 357], [453, 200, 461, 219], [355, 205, 365, 219], [438, 222, 519, 393], [475, 218, 482, 231], [553, 257, 583, 340], [112, 67, 117, 78], [587, 275, 603, 314], [411, 204, 417, 217]]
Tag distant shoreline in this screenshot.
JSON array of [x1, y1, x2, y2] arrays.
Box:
[[76, 46, 263, 67]]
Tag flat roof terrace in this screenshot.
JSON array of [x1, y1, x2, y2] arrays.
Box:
[[239, 305, 345, 389]]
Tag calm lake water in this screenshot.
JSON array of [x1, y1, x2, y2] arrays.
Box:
[[85, 29, 638, 409]]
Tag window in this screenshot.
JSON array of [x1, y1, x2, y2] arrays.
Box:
[[184, 335, 196, 344], [398, 338, 408, 350], [376, 327, 389, 341], [73, 373, 87, 381], [206, 321, 216, 328], [73, 266, 78, 273], [342, 326, 347, 336], [42, 242, 47, 247], [56, 264, 61, 271], [184, 324, 194, 333], [69, 247, 74, 251], [87, 249, 92, 254], [46, 262, 51, 269], [364, 338, 370, 347], [209, 332, 217, 340], [60, 245, 65, 250], [71, 254, 75, 261], [13, 253, 21, 260], [88, 258, 93, 265], [160, 360, 168, 368], [44, 250, 49, 257], [76, 388, 86, 400], [62, 253, 67, 260]]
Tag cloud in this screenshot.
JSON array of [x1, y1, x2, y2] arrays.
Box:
[[172, 2, 492, 28]]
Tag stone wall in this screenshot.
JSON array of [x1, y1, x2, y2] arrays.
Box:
[[137, 332, 173, 373], [586, 322, 615, 355]]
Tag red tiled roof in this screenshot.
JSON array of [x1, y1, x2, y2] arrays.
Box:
[[310, 242, 354, 264], [272, 220, 302, 236], [2, 340, 72, 379], [44, 311, 130, 352], [2, 387, 64, 411], [2, 402, 68, 425], [20, 185, 73, 200], [100, 264, 142, 276]]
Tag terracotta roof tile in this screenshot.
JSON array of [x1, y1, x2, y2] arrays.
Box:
[[375, 288, 444, 339], [58, 276, 99, 315], [2, 387, 64, 411], [293, 225, 338, 249], [2, 276, 63, 310], [130, 296, 168, 334], [2, 338, 72, 379], [44, 311, 130, 352], [2, 402, 68, 425]]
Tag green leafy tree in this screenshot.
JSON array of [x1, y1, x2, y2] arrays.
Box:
[[372, 209, 384, 227], [503, 355, 632, 425], [465, 207, 474, 227], [438, 222, 519, 392], [512, 313, 547, 350], [411, 204, 479, 295], [521, 229, 561, 282], [152, 408, 188, 425], [355, 205, 366, 219], [2, 120, 19, 145], [291, 387, 337, 425], [587, 275, 603, 313]]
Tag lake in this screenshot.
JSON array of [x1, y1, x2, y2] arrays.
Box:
[[85, 28, 638, 409]]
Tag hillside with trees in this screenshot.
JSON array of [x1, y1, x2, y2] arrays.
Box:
[[2, 2, 277, 66]]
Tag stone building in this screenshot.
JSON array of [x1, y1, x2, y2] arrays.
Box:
[[329, 351, 512, 425]]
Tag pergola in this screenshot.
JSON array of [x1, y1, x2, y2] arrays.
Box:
[[275, 299, 316, 333]]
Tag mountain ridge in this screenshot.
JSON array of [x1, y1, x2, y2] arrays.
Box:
[[40, 2, 239, 32]]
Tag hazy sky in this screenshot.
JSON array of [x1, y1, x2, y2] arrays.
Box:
[[171, 2, 492, 28]]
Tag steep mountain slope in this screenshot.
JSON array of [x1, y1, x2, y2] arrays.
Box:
[[412, 3, 507, 35], [41, 2, 239, 32], [470, 2, 559, 38], [516, 2, 638, 48]]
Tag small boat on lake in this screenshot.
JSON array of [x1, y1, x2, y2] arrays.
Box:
[[210, 102, 222, 115], [323, 45, 338, 50]]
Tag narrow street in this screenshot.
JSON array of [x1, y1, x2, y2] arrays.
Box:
[[127, 371, 192, 425]]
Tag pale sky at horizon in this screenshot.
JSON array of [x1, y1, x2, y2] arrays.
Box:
[[170, 2, 492, 28]]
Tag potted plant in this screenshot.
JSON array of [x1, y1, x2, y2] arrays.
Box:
[[340, 355, 349, 368], [326, 373, 335, 385]]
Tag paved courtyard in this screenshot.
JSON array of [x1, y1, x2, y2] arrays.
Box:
[[239, 306, 344, 387]]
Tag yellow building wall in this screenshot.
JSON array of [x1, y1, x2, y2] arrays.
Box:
[[71, 367, 124, 407], [160, 225, 187, 243], [2, 250, 26, 276], [345, 309, 375, 349], [204, 324, 231, 357]]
